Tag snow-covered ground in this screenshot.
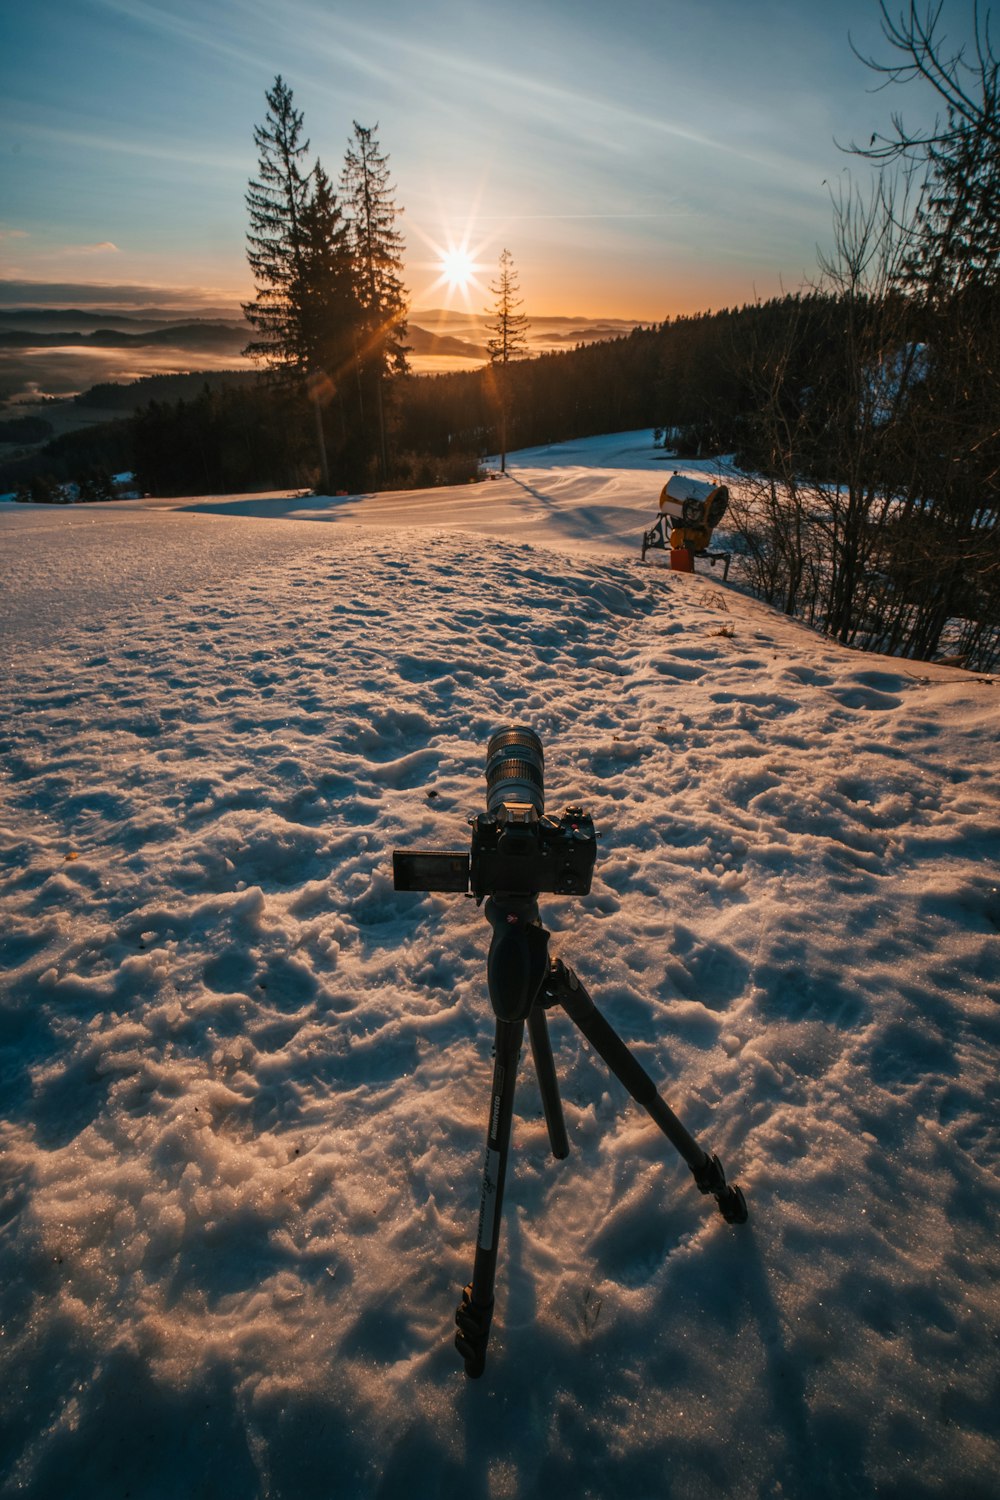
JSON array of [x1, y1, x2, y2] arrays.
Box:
[[1, 431, 998, 1499]]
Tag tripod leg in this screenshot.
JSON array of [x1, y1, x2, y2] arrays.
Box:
[[527, 1005, 569, 1160], [455, 1017, 524, 1378], [544, 959, 748, 1224]]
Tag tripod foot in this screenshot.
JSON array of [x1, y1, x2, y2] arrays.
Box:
[[693, 1153, 749, 1225], [455, 1285, 494, 1379], [717, 1183, 748, 1223]]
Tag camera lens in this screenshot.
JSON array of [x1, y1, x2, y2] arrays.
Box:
[[485, 727, 545, 816]]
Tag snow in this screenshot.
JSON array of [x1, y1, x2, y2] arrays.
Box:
[[1, 431, 998, 1499]]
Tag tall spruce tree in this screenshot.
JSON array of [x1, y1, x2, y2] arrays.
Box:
[[243, 77, 314, 376], [295, 162, 357, 375], [911, 111, 1000, 296], [245, 81, 369, 489], [486, 249, 529, 473], [295, 161, 363, 488], [340, 122, 408, 482]]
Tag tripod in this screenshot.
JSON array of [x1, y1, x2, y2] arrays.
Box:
[[455, 892, 748, 1380]]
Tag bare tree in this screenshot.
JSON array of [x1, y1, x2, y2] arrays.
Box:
[[486, 250, 529, 473], [849, 2, 1000, 297], [730, 176, 922, 641], [728, 6, 1000, 670], [851, 3, 1000, 667]]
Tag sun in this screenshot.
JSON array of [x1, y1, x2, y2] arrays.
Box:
[[413, 226, 491, 306], [439, 246, 477, 290]]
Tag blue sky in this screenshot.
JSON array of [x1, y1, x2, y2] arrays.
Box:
[[0, 0, 948, 316]]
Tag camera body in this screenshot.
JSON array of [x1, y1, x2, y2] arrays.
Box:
[[470, 802, 596, 900], [391, 802, 596, 900], [392, 726, 596, 902]]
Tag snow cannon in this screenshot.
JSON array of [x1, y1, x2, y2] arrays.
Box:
[[641, 472, 731, 577]]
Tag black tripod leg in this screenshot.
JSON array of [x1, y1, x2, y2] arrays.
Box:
[[544, 959, 747, 1224], [455, 1017, 524, 1378], [527, 1005, 569, 1160]]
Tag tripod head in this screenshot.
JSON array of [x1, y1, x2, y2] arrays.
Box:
[[392, 727, 597, 1019]]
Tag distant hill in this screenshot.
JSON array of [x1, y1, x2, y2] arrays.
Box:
[[0, 323, 248, 354], [406, 324, 488, 360]]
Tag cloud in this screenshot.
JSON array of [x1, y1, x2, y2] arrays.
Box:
[[0, 278, 246, 312], [0, 228, 30, 242], [71, 242, 121, 254], [21, 119, 246, 173]]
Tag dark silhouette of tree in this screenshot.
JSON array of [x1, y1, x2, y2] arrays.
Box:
[[341, 122, 408, 483], [243, 77, 313, 376], [243, 83, 404, 491], [295, 161, 361, 490], [486, 249, 529, 472], [847, 2, 1000, 666], [850, 1, 1000, 297]]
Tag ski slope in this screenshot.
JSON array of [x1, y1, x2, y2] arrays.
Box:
[[1, 431, 998, 1499]]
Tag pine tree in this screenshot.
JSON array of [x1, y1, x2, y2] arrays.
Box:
[[341, 122, 408, 482], [295, 161, 362, 489], [295, 162, 357, 376], [244, 81, 372, 489], [243, 77, 313, 376], [486, 249, 529, 473], [909, 111, 1000, 297]]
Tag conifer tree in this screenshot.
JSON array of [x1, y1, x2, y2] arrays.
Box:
[[486, 249, 529, 473], [243, 77, 313, 376], [340, 122, 408, 482], [849, 2, 1000, 664], [244, 81, 369, 489], [295, 162, 357, 376], [295, 161, 362, 488], [912, 111, 1000, 296]]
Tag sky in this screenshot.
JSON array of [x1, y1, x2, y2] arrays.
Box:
[[0, 0, 953, 319]]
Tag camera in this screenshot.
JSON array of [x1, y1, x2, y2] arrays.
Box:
[[392, 727, 596, 901], [393, 725, 746, 1382]]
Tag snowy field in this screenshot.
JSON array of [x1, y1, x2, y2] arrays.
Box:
[[1, 431, 998, 1499]]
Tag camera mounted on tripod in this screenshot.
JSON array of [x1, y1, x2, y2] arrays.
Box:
[[391, 724, 747, 1379], [392, 727, 596, 902]]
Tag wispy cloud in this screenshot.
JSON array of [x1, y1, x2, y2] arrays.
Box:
[[0, 228, 30, 242], [306, 8, 798, 177], [70, 241, 121, 254], [0, 278, 246, 311], [17, 121, 246, 173], [93, 0, 267, 76]]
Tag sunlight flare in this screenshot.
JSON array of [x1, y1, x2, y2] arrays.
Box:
[[438, 245, 477, 290], [412, 223, 491, 306]]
